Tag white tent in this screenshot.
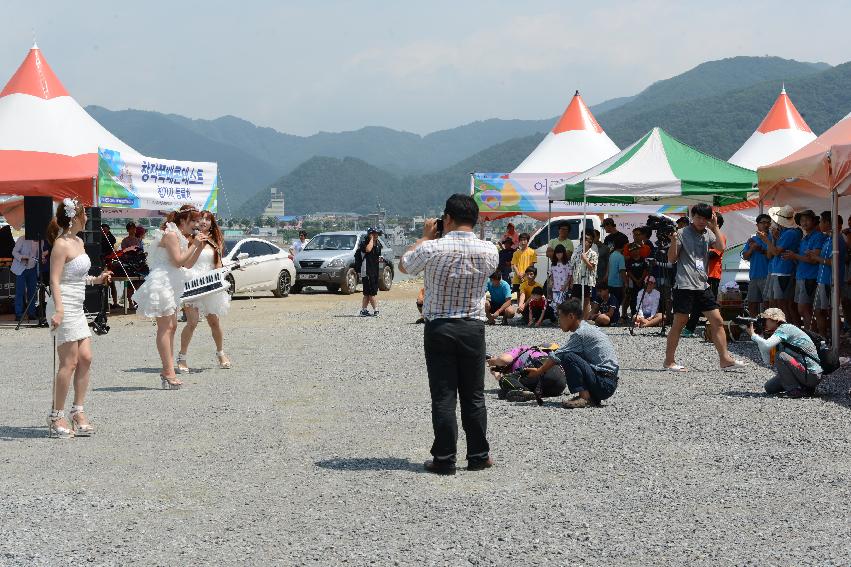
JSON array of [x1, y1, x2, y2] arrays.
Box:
[[513, 91, 619, 174], [728, 88, 816, 170]]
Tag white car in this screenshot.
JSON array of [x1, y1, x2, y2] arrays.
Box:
[[222, 238, 296, 298]]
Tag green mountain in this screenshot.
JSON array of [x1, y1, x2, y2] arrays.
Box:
[[239, 59, 851, 217]]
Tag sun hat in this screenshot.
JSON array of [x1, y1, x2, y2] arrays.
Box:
[[758, 307, 786, 323], [768, 205, 796, 229]]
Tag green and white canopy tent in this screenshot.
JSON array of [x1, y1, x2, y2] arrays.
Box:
[[551, 127, 757, 204]]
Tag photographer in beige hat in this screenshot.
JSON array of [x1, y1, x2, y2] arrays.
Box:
[[746, 307, 822, 398]]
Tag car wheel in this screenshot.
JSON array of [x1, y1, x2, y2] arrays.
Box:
[[378, 265, 393, 291], [225, 274, 235, 297], [340, 268, 358, 294], [326, 284, 340, 293], [272, 270, 291, 298]]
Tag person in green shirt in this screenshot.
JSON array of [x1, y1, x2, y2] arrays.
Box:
[[546, 223, 574, 261]]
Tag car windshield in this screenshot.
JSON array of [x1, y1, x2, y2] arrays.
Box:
[[223, 239, 240, 255], [304, 234, 357, 251]]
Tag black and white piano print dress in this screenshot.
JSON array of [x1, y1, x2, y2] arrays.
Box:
[[134, 223, 188, 318], [184, 244, 230, 317]]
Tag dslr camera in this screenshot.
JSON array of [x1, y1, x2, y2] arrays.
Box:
[[733, 309, 763, 334], [435, 218, 444, 238], [646, 214, 677, 244]]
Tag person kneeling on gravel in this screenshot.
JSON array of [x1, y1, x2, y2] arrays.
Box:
[[523, 298, 619, 408], [746, 308, 823, 398]]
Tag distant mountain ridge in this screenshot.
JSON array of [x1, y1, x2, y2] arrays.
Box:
[[238, 58, 851, 217], [85, 56, 834, 217]]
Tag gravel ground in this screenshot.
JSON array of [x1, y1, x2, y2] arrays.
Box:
[[1, 285, 850, 566]]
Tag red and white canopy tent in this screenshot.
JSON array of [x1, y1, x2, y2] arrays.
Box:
[[720, 88, 818, 246], [0, 44, 136, 227], [758, 110, 851, 353], [512, 90, 620, 175]]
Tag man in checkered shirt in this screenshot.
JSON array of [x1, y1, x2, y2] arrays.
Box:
[[400, 194, 498, 475]]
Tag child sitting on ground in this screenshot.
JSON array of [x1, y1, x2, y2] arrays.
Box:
[[527, 286, 548, 327]]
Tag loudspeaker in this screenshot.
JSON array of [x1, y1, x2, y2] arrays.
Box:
[[24, 196, 53, 241], [84, 285, 107, 316], [81, 208, 103, 273]]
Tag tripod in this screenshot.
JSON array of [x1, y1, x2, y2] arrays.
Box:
[[15, 238, 49, 330]]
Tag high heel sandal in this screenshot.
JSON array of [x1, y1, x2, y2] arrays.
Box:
[[216, 351, 232, 369], [47, 410, 75, 439], [160, 374, 182, 390], [68, 405, 95, 437], [176, 352, 190, 374]]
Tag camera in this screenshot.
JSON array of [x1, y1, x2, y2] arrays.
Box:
[[733, 309, 763, 334], [646, 215, 676, 243], [435, 218, 444, 238]]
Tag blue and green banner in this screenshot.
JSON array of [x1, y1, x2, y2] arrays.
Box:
[[97, 148, 218, 212]]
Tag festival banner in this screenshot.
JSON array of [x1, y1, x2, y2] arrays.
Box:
[[472, 172, 687, 217], [97, 148, 218, 212]]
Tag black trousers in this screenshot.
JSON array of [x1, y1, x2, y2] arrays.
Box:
[[423, 318, 489, 464], [686, 277, 720, 332]]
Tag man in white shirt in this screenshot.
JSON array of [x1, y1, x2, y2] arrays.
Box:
[[290, 231, 308, 256], [11, 236, 40, 321]]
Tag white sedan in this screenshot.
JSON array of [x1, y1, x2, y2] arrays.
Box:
[[222, 238, 296, 298]]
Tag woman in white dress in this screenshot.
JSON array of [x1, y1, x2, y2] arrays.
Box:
[[46, 198, 112, 438], [177, 211, 232, 372], [133, 206, 207, 389]]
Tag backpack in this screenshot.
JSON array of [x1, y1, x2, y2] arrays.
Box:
[[780, 329, 840, 375], [496, 346, 546, 397]]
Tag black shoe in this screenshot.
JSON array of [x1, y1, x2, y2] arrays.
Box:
[[423, 459, 456, 475], [506, 389, 537, 402], [415, 318, 425, 324], [467, 457, 494, 471]]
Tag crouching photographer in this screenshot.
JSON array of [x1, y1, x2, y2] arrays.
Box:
[[744, 308, 824, 398]]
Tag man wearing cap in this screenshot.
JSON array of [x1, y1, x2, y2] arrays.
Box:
[[747, 308, 822, 398], [780, 210, 824, 329], [358, 227, 383, 316], [602, 218, 629, 252], [546, 222, 575, 262], [766, 205, 802, 317], [742, 214, 772, 316]]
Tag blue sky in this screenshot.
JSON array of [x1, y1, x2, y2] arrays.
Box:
[[2, 1, 849, 136]]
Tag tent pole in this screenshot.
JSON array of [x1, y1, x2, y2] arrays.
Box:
[[547, 198, 552, 282], [581, 195, 587, 312], [758, 199, 763, 216], [831, 189, 840, 356], [92, 176, 97, 207]]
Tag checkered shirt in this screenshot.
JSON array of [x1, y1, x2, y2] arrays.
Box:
[[401, 231, 498, 321]]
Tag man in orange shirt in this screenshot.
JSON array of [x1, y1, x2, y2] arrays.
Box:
[[683, 212, 725, 337], [622, 226, 652, 259]]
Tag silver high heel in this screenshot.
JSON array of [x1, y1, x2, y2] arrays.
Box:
[[176, 352, 190, 374], [216, 351, 231, 369], [68, 405, 95, 437], [160, 374, 182, 390], [47, 410, 75, 439]]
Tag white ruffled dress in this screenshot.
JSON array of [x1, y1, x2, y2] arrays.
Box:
[[184, 245, 231, 317], [133, 223, 187, 318]]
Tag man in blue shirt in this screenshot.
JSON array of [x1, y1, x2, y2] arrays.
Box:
[[485, 271, 516, 324], [742, 214, 771, 316], [766, 205, 802, 318], [813, 212, 846, 337], [606, 248, 626, 306], [780, 210, 824, 329]]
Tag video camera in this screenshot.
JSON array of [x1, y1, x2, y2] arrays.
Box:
[[646, 215, 677, 243]]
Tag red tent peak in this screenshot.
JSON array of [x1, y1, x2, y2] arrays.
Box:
[[551, 91, 604, 135], [756, 89, 812, 134], [0, 47, 69, 99]]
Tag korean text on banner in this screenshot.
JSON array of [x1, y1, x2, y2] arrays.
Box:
[[97, 148, 218, 212]]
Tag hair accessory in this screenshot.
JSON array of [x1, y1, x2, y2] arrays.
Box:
[[62, 197, 78, 219]]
